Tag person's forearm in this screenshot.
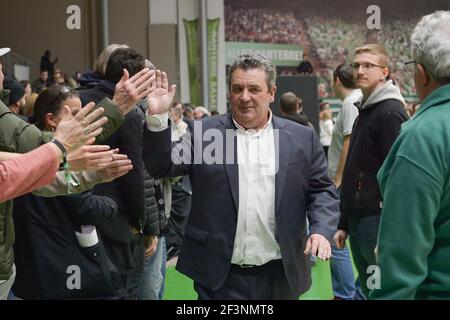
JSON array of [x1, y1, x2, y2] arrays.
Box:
[[0, 143, 60, 201], [32, 170, 102, 197], [0, 152, 21, 161]]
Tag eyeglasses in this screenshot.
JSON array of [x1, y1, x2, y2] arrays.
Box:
[[349, 62, 387, 71]]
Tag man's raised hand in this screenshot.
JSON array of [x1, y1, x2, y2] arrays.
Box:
[[147, 69, 176, 115]]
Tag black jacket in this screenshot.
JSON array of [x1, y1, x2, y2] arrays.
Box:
[[12, 191, 119, 299], [80, 80, 146, 274], [283, 112, 309, 127], [136, 101, 164, 237], [78, 71, 103, 90], [339, 93, 409, 231], [142, 170, 160, 236]]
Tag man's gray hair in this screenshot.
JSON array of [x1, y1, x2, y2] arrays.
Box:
[[411, 11, 450, 84], [228, 52, 277, 91]]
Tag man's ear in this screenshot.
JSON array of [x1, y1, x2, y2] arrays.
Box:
[[269, 85, 277, 103], [416, 63, 430, 87], [334, 78, 342, 92], [382, 67, 390, 80]]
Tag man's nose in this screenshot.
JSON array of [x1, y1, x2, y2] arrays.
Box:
[[356, 64, 365, 75], [240, 89, 250, 102]]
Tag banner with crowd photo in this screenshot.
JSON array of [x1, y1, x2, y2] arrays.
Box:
[[184, 18, 221, 110], [184, 19, 202, 106], [224, 0, 450, 98]]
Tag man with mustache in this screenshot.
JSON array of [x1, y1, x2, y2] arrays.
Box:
[[335, 44, 408, 298]]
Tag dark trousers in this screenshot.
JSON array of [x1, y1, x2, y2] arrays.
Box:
[[194, 259, 298, 300], [121, 269, 144, 300]]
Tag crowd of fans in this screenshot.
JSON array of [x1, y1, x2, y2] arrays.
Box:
[[225, 5, 420, 97], [225, 6, 304, 44], [0, 46, 212, 300]]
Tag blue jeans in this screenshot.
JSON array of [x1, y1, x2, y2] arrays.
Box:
[[330, 242, 358, 299], [138, 236, 167, 300], [348, 215, 380, 299]]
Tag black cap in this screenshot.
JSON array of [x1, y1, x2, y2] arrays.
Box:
[[4, 77, 25, 106]]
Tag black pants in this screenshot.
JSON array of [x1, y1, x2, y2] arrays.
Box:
[[194, 260, 298, 300]]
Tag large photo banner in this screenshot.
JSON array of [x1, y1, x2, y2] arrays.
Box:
[[224, 0, 450, 98]]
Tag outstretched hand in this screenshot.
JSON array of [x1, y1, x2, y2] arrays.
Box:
[[147, 69, 176, 115], [97, 152, 133, 182], [53, 102, 107, 154], [67, 144, 114, 171], [113, 68, 154, 116]]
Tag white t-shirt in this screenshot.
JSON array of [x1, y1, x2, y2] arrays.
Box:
[[327, 89, 362, 178], [320, 119, 334, 147]]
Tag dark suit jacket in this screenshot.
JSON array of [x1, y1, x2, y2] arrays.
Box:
[[143, 113, 339, 295]]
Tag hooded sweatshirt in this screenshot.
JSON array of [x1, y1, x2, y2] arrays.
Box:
[[338, 80, 409, 230]]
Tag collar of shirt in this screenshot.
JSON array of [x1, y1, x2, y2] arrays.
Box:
[[232, 109, 273, 137]]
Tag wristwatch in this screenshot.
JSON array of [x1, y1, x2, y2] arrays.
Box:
[[50, 139, 67, 170]]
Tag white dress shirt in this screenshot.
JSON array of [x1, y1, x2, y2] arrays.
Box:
[[231, 112, 281, 266]]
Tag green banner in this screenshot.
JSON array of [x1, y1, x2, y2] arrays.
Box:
[[207, 18, 220, 112], [225, 42, 303, 66], [184, 19, 201, 106]]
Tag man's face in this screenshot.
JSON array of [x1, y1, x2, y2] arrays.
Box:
[[353, 52, 388, 95], [229, 68, 275, 129], [55, 76, 64, 84], [41, 71, 48, 81]]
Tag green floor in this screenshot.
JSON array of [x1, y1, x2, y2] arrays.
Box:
[[164, 259, 357, 300]]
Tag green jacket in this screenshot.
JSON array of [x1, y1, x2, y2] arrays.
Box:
[[0, 91, 124, 280], [370, 83, 450, 299]]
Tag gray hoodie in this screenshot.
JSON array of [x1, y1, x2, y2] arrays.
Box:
[[360, 80, 406, 109]]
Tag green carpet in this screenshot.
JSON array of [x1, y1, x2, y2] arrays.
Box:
[[164, 258, 358, 300]]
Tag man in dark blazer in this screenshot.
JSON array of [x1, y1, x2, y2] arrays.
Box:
[[143, 52, 339, 299]]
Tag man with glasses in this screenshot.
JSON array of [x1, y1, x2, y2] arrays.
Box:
[[336, 44, 408, 298], [370, 11, 450, 299]]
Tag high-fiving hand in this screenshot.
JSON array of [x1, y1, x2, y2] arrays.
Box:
[[113, 68, 155, 116], [53, 102, 107, 154], [147, 70, 177, 115]]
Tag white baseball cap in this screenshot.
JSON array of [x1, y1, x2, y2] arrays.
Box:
[[0, 48, 11, 57]]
